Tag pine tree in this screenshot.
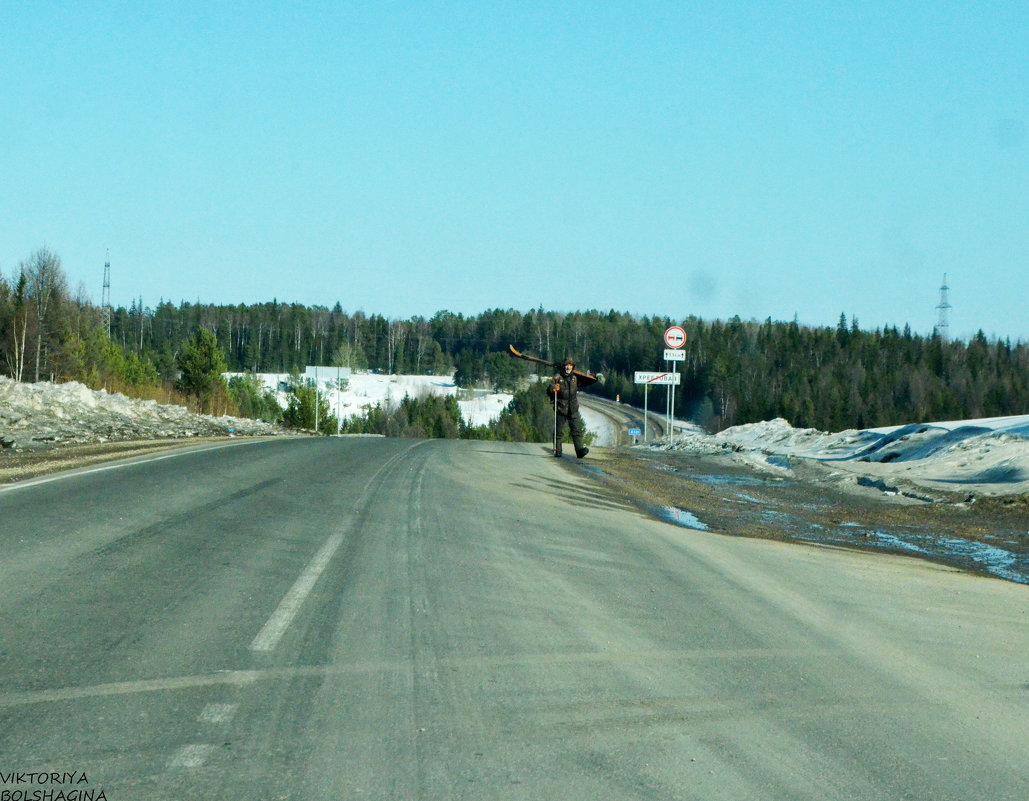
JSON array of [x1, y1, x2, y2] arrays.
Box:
[[175, 328, 228, 413]]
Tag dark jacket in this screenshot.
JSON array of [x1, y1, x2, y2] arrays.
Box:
[[549, 372, 584, 416]]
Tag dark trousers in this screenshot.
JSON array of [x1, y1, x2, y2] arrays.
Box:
[[555, 410, 586, 452]]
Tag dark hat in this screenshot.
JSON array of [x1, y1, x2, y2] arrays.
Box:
[[562, 357, 575, 366]]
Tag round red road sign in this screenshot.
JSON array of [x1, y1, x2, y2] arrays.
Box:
[[664, 326, 686, 348]]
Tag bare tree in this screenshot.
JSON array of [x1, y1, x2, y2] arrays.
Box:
[[312, 307, 329, 364], [387, 320, 407, 375], [2, 269, 30, 382], [24, 247, 68, 382], [331, 339, 366, 370], [531, 306, 554, 361], [413, 317, 430, 373]]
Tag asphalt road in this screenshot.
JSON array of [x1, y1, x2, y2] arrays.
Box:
[[1, 437, 1027, 800], [580, 395, 667, 446]]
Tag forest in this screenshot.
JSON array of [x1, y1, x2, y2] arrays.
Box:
[[3, 245, 1028, 437]]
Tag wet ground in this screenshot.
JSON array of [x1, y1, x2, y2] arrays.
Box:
[[576, 447, 1029, 586]]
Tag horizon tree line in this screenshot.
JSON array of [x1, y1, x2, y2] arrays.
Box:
[[2, 245, 1028, 434]]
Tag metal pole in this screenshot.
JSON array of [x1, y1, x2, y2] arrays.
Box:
[[665, 362, 671, 445], [553, 385, 559, 454], [670, 359, 677, 446], [644, 383, 648, 442]]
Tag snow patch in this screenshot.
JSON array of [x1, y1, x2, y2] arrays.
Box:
[[0, 376, 277, 450], [664, 414, 1029, 496]]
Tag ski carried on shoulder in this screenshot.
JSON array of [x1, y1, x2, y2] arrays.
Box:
[[507, 344, 553, 369], [507, 345, 599, 386]]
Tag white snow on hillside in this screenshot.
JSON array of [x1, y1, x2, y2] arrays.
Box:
[[227, 372, 515, 429], [231, 371, 615, 443]]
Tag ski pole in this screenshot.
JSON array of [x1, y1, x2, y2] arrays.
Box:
[[553, 386, 558, 454]]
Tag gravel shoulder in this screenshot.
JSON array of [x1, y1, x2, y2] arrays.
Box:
[[576, 446, 1029, 585]]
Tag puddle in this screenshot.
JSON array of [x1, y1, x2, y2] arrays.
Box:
[[869, 531, 928, 554], [655, 506, 709, 530], [761, 509, 803, 526], [935, 536, 1025, 584], [806, 527, 1029, 585], [691, 474, 781, 487]]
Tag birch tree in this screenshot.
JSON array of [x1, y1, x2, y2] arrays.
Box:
[[3, 270, 30, 382], [26, 246, 68, 382]]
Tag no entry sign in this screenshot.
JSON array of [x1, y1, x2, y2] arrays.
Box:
[[664, 326, 686, 349]]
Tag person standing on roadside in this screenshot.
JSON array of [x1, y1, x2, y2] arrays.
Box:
[[549, 357, 596, 458]]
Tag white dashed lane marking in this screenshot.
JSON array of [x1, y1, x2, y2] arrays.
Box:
[[168, 743, 216, 769], [198, 703, 238, 725], [250, 532, 345, 652]]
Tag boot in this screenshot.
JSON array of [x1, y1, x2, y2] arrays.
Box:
[[575, 447, 589, 459], [554, 447, 563, 457]]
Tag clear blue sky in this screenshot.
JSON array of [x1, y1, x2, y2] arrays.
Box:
[[2, 1, 1027, 341]]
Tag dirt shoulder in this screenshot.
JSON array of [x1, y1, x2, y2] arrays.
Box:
[[579, 446, 1029, 585]]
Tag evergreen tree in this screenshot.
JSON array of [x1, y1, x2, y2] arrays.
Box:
[[283, 383, 338, 434], [228, 374, 282, 423], [175, 328, 228, 412]]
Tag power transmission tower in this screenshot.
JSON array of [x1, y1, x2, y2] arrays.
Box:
[[935, 273, 951, 341], [102, 250, 112, 337]]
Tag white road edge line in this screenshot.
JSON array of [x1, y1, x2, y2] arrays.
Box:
[[249, 532, 345, 652], [0, 438, 266, 494]]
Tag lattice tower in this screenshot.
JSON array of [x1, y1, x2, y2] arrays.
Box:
[[935, 273, 952, 341], [102, 250, 111, 337]]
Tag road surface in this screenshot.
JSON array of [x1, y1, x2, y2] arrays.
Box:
[[1, 437, 1027, 799], [580, 394, 667, 446]]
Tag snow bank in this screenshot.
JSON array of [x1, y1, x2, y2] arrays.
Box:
[[0, 376, 278, 450], [665, 414, 1029, 496]]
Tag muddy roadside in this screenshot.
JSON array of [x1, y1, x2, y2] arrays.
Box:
[[577, 447, 1029, 585]]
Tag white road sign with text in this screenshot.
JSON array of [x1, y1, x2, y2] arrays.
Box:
[[634, 371, 681, 385]]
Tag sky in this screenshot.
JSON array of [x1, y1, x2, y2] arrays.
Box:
[[2, 1, 1027, 341]]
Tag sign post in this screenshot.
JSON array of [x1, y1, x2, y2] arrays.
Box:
[[663, 327, 686, 444], [336, 366, 343, 435], [634, 371, 680, 442]]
